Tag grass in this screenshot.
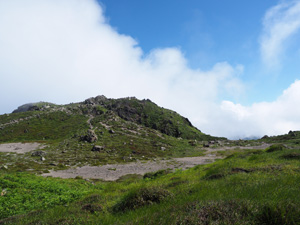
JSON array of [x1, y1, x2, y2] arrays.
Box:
[[0, 145, 299, 224], [0, 107, 209, 175], [1, 98, 300, 224]]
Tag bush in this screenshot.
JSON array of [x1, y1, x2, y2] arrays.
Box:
[[256, 203, 300, 225], [81, 204, 103, 214], [175, 200, 252, 225], [113, 187, 172, 212], [282, 153, 300, 160], [143, 169, 171, 179], [266, 144, 286, 153]]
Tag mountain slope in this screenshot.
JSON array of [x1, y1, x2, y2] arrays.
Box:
[[0, 96, 224, 172]]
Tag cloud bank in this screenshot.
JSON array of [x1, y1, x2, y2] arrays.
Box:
[[0, 0, 299, 139], [260, 0, 300, 67]]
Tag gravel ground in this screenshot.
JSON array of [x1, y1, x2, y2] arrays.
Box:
[[0, 142, 44, 154], [0, 142, 270, 181], [42, 155, 222, 181]]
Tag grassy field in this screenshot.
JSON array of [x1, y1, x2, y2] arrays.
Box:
[[1, 144, 299, 224]]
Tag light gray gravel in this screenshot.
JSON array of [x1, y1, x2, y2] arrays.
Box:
[[42, 155, 222, 181], [0, 142, 45, 154]]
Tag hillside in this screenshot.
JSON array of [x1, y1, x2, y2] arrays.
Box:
[[0, 97, 299, 224], [0, 96, 223, 173], [1, 139, 299, 224]]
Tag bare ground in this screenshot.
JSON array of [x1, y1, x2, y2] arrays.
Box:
[[42, 144, 270, 181], [0, 142, 45, 154], [42, 155, 222, 181], [0, 142, 270, 181]]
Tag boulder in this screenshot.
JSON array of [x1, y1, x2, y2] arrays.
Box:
[[289, 130, 296, 137], [31, 151, 47, 157], [92, 145, 105, 152], [81, 129, 98, 143]]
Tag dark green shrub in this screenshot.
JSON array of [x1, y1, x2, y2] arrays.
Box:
[[256, 203, 300, 225], [79, 194, 102, 205], [205, 173, 226, 180], [266, 144, 286, 153], [175, 200, 252, 225], [282, 153, 300, 160], [113, 187, 172, 212], [143, 169, 171, 179], [81, 204, 103, 214]]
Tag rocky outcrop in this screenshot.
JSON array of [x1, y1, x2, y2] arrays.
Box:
[[81, 129, 98, 143]]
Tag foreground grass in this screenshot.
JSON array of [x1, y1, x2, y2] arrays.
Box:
[[1, 145, 300, 224]]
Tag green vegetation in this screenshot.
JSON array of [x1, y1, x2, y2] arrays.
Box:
[[1, 96, 299, 224], [0, 97, 218, 174], [0, 173, 94, 219], [0, 111, 88, 143], [0, 145, 299, 224]]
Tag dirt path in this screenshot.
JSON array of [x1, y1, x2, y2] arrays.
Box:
[[41, 143, 271, 181], [0, 142, 45, 154], [42, 155, 222, 181]]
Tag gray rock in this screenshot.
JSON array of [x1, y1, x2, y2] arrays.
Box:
[[1, 165, 8, 170], [81, 129, 98, 143], [31, 151, 47, 157], [92, 145, 105, 152]]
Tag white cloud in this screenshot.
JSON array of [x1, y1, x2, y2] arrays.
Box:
[[0, 0, 242, 125], [0, 0, 300, 139], [204, 80, 300, 139], [260, 0, 300, 68]]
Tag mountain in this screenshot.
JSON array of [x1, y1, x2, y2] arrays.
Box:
[[1, 96, 300, 224], [3, 95, 221, 142], [0, 96, 224, 170]]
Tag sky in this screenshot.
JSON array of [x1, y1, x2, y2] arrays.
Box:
[[0, 0, 300, 139]]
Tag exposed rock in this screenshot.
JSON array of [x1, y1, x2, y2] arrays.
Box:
[[203, 144, 210, 148], [1, 165, 8, 170], [92, 145, 105, 152], [81, 129, 98, 143], [288, 130, 296, 137], [161, 147, 166, 151], [31, 151, 47, 157], [109, 129, 115, 134], [261, 135, 269, 139], [189, 140, 197, 146], [41, 157, 46, 161]]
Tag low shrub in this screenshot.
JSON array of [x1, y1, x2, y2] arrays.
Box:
[[81, 204, 103, 214], [266, 144, 286, 153], [256, 203, 300, 225], [175, 200, 252, 225], [143, 169, 171, 179], [281, 152, 300, 160], [112, 187, 172, 212]]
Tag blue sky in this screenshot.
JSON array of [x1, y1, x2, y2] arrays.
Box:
[[0, 0, 300, 139], [99, 0, 299, 104]]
